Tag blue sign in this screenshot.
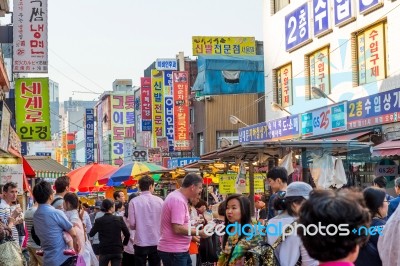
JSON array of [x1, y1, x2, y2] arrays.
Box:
[[239, 115, 300, 143], [302, 102, 347, 137], [334, 0, 353, 26], [285, 3, 310, 51], [347, 87, 400, 130], [165, 96, 174, 152], [35, 152, 51, 156], [142, 121, 152, 131], [313, 0, 329, 36], [359, 0, 380, 14], [164, 71, 173, 87], [156, 59, 178, 71], [168, 157, 200, 169], [85, 108, 95, 164], [21, 142, 27, 156]]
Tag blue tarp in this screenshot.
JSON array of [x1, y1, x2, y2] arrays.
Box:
[[193, 55, 265, 95]]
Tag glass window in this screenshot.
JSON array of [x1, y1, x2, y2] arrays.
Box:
[[274, 0, 290, 13], [216, 131, 239, 149], [308, 46, 330, 99], [275, 63, 293, 107]]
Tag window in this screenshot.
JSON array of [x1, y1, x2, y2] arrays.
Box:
[[197, 133, 204, 156], [190, 108, 195, 124], [216, 131, 239, 149], [274, 63, 293, 107], [307, 46, 331, 99], [273, 0, 290, 14], [356, 21, 387, 85]]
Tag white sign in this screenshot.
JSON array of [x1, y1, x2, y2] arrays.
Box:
[[0, 164, 23, 193], [375, 165, 398, 177], [156, 58, 178, 70]]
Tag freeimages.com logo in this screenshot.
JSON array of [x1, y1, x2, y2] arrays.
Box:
[[189, 221, 384, 240]]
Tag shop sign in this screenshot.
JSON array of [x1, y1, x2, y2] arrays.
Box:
[[13, 0, 48, 73], [165, 96, 174, 152], [85, 108, 95, 164], [333, 0, 354, 27], [0, 101, 11, 152], [148, 148, 161, 164], [239, 115, 300, 143], [35, 152, 51, 156], [348, 87, 400, 129], [156, 59, 177, 71], [151, 70, 165, 147], [285, 3, 310, 52], [8, 126, 22, 156], [313, 0, 330, 37], [167, 157, 200, 169], [218, 174, 265, 194], [359, 0, 382, 14], [192, 36, 256, 56], [374, 165, 398, 177], [163, 71, 173, 89], [140, 77, 152, 131], [173, 71, 191, 151], [276, 64, 293, 107], [302, 102, 347, 137], [15, 78, 51, 141]]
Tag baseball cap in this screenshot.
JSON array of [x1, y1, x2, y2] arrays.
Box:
[[254, 194, 262, 202], [94, 200, 102, 209], [285, 182, 313, 199]]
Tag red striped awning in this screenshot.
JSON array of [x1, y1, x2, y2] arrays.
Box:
[[372, 140, 400, 157], [22, 157, 36, 178]]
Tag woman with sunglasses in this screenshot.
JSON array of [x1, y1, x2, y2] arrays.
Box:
[[266, 182, 317, 266], [217, 194, 260, 266], [355, 187, 388, 266]]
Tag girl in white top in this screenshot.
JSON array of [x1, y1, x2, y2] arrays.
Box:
[[266, 182, 318, 266]]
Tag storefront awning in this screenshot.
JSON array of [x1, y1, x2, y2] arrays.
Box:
[[22, 157, 36, 178], [372, 140, 400, 157], [24, 156, 70, 179], [324, 131, 371, 141]]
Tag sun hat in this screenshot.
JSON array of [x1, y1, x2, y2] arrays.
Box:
[[285, 181, 313, 199]]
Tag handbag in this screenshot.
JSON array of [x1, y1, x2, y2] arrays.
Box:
[[0, 236, 23, 266]]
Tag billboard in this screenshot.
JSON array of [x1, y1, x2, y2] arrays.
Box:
[[192, 36, 256, 56], [13, 0, 48, 73], [15, 78, 51, 141]]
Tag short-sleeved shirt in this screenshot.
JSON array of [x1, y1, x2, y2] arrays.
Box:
[[158, 189, 191, 253], [33, 204, 73, 266], [24, 207, 40, 248], [0, 200, 19, 244], [388, 195, 400, 218], [52, 195, 64, 210]]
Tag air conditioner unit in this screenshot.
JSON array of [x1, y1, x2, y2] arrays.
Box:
[[205, 96, 212, 101]]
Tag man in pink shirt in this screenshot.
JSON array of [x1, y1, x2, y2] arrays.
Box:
[[129, 175, 163, 266], [158, 173, 208, 266]]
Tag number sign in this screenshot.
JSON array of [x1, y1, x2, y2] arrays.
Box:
[[285, 3, 310, 52]]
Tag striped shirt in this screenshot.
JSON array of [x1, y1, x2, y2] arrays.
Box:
[[24, 207, 40, 248], [0, 199, 19, 244]]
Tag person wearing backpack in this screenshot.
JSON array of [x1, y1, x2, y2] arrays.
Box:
[[53, 176, 71, 210], [217, 194, 261, 266], [266, 182, 318, 266]]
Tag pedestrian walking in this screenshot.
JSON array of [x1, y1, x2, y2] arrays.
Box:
[[122, 193, 139, 266], [52, 176, 71, 210], [387, 177, 400, 218], [266, 167, 288, 219], [89, 199, 130, 266], [24, 202, 43, 266]]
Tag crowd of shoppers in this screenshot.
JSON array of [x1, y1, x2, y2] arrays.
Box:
[[3, 166, 400, 266]]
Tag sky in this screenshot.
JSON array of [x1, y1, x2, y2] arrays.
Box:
[[45, 0, 264, 101]]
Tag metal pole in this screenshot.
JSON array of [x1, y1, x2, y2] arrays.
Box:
[[249, 162, 255, 217]]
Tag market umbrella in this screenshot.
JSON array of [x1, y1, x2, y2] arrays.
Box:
[[99, 161, 166, 186], [67, 163, 118, 192]]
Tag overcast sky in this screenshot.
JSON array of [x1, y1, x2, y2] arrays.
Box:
[[43, 0, 264, 101]]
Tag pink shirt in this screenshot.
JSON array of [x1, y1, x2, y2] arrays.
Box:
[[128, 191, 163, 247], [157, 189, 191, 253]]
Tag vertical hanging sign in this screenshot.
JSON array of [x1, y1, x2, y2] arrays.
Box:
[[141, 77, 152, 131], [151, 70, 164, 147], [85, 108, 95, 164], [173, 71, 190, 151]]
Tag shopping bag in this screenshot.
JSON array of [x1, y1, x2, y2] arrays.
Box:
[[0, 241, 24, 266]]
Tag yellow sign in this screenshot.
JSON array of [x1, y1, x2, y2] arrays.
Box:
[[309, 46, 330, 97], [276, 64, 293, 107], [151, 70, 165, 147], [358, 22, 386, 84], [192, 36, 256, 56], [218, 174, 265, 194]]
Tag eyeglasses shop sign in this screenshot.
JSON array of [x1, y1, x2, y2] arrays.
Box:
[[301, 102, 347, 137]]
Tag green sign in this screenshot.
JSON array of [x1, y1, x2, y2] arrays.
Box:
[[15, 78, 51, 141]]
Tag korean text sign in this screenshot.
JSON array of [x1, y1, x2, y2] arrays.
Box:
[[218, 174, 265, 194], [140, 77, 152, 131], [359, 0, 382, 14], [0, 101, 11, 152], [15, 78, 51, 141], [173, 71, 190, 151], [192, 36, 256, 56], [313, 0, 330, 37], [239, 115, 300, 143], [111, 93, 135, 166], [13, 0, 48, 73], [347, 88, 400, 130], [85, 108, 95, 164], [334, 0, 353, 26], [302, 102, 347, 137], [156, 58, 177, 71], [285, 3, 310, 52], [151, 70, 165, 147]]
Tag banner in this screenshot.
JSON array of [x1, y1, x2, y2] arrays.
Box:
[[192, 36, 256, 56], [15, 78, 51, 141], [151, 70, 164, 147], [0, 164, 23, 194], [219, 174, 265, 194], [110, 93, 135, 166], [141, 77, 152, 131], [85, 108, 95, 164], [0, 101, 11, 152], [13, 0, 48, 73], [173, 71, 190, 151]]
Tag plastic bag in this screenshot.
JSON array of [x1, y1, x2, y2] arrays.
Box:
[[310, 154, 335, 189], [0, 241, 24, 266], [333, 158, 347, 188], [279, 151, 294, 176]]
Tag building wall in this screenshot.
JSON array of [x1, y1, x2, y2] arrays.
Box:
[[75, 129, 85, 168], [263, 0, 400, 121], [49, 80, 60, 136]]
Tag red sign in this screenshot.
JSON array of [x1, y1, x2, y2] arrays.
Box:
[[141, 77, 152, 131], [173, 71, 190, 151]]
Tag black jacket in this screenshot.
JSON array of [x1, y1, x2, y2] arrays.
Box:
[[89, 213, 130, 254]]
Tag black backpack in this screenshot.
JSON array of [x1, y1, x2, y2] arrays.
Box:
[[31, 197, 63, 246]]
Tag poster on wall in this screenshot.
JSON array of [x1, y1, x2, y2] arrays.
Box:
[[0, 164, 23, 193]]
